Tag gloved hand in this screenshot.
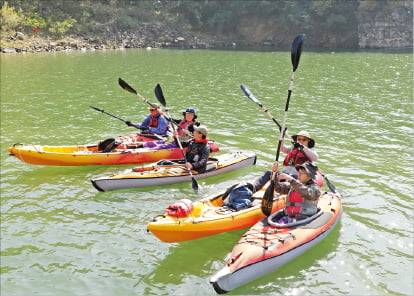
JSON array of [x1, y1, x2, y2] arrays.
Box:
[[126, 121, 134, 127], [293, 141, 304, 150], [138, 126, 149, 131]]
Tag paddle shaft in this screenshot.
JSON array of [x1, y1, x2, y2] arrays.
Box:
[[90, 106, 127, 123], [240, 84, 292, 140], [154, 83, 199, 193], [262, 34, 305, 216]]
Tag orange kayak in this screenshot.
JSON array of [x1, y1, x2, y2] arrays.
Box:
[[7, 140, 219, 166], [210, 192, 342, 293]]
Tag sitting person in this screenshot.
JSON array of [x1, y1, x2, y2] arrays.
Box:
[[126, 104, 173, 137], [273, 162, 322, 222], [157, 125, 210, 173], [172, 108, 200, 141], [280, 130, 318, 178]]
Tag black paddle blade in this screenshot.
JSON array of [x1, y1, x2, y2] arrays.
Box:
[[118, 78, 137, 95], [90, 106, 101, 112], [291, 34, 306, 72], [154, 84, 167, 107], [192, 177, 199, 194], [324, 175, 343, 199], [261, 180, 275, 216]]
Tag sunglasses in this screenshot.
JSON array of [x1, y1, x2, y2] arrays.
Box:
[[149, 108, 156, 111], [297, 137, 309, 141]]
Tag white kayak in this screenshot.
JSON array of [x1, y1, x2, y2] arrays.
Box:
[[91, 151, 257, 191]]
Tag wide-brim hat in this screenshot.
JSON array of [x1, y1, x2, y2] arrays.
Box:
[[292, 130, 315, 148], [295, 162, 318, 179], [194, 125, 208, 137], [149, 103, 160, 110]]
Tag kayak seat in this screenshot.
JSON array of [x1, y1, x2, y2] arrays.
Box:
[[205, 161, 218, 172]]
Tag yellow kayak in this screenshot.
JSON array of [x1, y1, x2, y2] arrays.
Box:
[[147, 181, 286, 243]]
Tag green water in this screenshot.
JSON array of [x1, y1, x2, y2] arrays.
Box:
[[1, 48, 413, 295]]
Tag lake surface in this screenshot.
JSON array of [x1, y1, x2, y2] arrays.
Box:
[[1, 48, 413, 296]]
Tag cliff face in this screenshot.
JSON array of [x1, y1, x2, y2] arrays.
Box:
[[358, 0, 413, 48]]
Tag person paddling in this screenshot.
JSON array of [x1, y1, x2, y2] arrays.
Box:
[[126, 104, 172, 137], [157, 125, 210, 173], [273, 161, 322, 223], [280, 131, 318, 178]]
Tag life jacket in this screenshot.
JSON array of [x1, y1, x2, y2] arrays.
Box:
[[178, 119, 193, 136], [285, 182, 318, 217], [149, 114, 160, 127], [283, 148, 309, 166]]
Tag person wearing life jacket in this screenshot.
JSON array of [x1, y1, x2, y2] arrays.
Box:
[[274, 162, 322, 222], [125, 104, 173, 137], [172, 108, 200, 141], [280, 131, 318, 178], [182, 125, 210, 173]]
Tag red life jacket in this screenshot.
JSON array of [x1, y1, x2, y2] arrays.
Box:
[[178, 119, 193, 135], [285, 190, 303, 216], [283, 148, 309, 166], [149, 115, 159, 127]]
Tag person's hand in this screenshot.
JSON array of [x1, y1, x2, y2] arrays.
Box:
[[271, 162, 279, 172], [185, 162, 193, 169], [138, 126, 149, 131], [277, 172, 293, 181], [125, 121, 134, 127], [293, 141, 304, 150]]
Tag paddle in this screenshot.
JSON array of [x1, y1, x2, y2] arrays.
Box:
[[323, 174, 343, 199], [154, 83, 200, 194], [240, 84, 292, 140], [261, 34, 306, 216], [118, 78, 160, 109]]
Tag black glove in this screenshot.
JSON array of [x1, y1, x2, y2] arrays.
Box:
[[293, 141, 304, 150], [125, 121, 134, 127], [139, 126, 149, 131]]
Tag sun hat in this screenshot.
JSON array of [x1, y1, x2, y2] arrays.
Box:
[[182, 108, 197, 119], [194, 125, 208, 137], [292, 131, 315, 148], [295, 162, 318, 179], [149, 103, 160, 110]]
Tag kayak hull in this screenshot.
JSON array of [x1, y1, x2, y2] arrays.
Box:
[[7, 141, 219, 166], [147, 181, 286, 243], [210, 192, 342, 293], [91, 151, 256, 191]]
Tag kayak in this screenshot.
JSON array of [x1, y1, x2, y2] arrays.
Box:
[[7, 140, 219, 166], [91, 151, 257, 192], [210, 192, 342, 294], [146, 181, 286, 243]]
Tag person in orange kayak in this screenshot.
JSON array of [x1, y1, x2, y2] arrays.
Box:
[[273, 161, 322, 222], [172, 108, 200, 141], [280, 130, 318, 178], [126, 104, 173, 137]]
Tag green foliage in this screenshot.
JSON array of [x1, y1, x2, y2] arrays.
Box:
[[1, 1, 24, 32], [47, 17, 77, 38]]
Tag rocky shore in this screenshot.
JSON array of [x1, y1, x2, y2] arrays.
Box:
[[1, 24, 239, 54]]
